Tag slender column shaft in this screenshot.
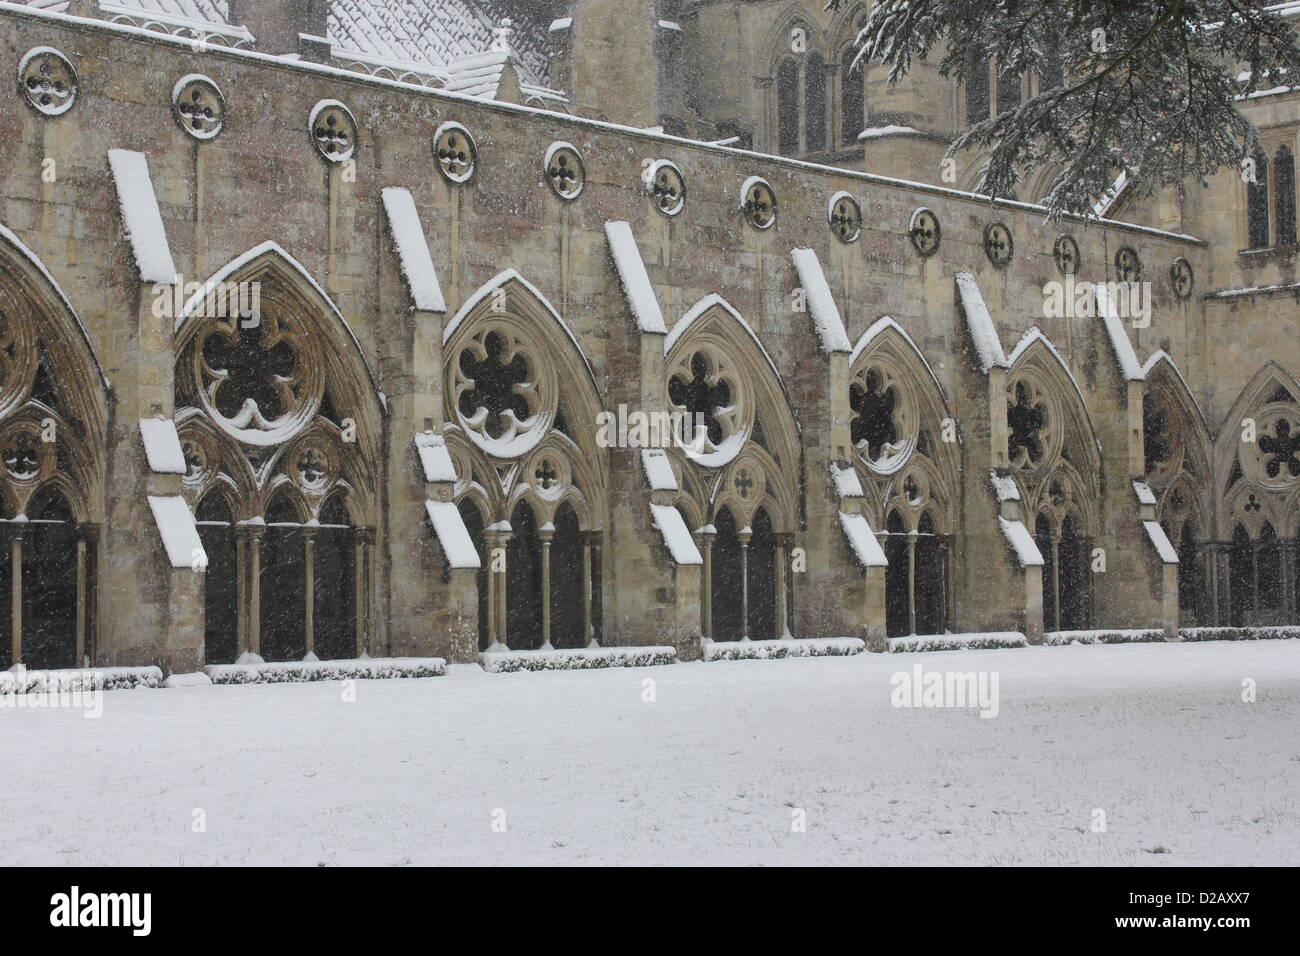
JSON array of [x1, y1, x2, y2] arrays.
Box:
[[540, 533, 553, 649], [75, 536, 87, 666], [581, 539, 593, 647], [303, 530, 316, 657], [10, 532, 22, 665]]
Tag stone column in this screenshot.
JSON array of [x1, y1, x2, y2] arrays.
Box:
[[774, 532, 794, 640], [738, 527, 751, 641], [245, 523, 264, 656], [700, 527, 715, 639], [581, 530, 596, 647], [539, 525, 554, 650], [10, 528, 22, 665], [302, 526, 316, 658]]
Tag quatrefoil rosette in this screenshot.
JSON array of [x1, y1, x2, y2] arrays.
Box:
[[449, 324, 554, 460], [849, 360, 918, 476], [191, 311, 325, 447], [0, 419, 56, 486], [1241, 404, 1300, 490], [665, 343, 752, 468]]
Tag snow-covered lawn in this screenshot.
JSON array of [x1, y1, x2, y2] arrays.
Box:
[[2, 640, 1298, 866]]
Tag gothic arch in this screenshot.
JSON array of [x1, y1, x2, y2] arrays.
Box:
[[0, 224, 109, 669], [847, 317, 959, 535], [1005, 330, 1103, 535], [1141, 352, 1213, 529], [173, 242, 383, 662], [1214, 362, 1300, 540], [444, 270, 609, 652]]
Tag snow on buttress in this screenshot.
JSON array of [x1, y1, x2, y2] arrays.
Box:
[[605, 221, 667, 334], [791, 248, 851, 354], [1095, 284, 1145, 381], [147, 495, 205, 569], [839, 511, 888, 567], [415, 431, 457, 483], [998, 516, 1044, 567], [650, 503, 702, 565], [425, 500, 481, 569], [640, 448, 678, 491], [954, 273, 1008, 373], [138, 418, 186, 475], [830, 462, 864, 499], [381, 187, 446, 313], [1132, 479, 1158, 506], [1143, 521, 1180, 564], [991, 471, 1021, 502], [107, 149, 177, 284]]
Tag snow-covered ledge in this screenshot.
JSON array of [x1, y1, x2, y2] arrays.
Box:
[[107, 149, 176, 285], [381, 187, 446, 314]]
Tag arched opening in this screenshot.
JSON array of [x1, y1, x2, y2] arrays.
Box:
[[550, 502, 586, 649], [1035, 513, 1058, 632], [965, 45, 990, 124], [884, 510, 909, 637], [1059, 513, 1088, 630], [1274, 145, 1296, 246], [196, 490, 237, 665], [261, 492, 306, 662], [507, 501, 542, 650], [1257, 521, 1283, 613], [1248, 149, 1270, 248], [458, 498, 489, 652], [840, 47, 863, 146], [313, 493, 356, 661], [805, 52, 827, 151], [1229, 524, 1253, 625], [21, 485, 77, 670], [711, 507, 744, 640], [747, 507, 777, 640], [915, 510, 945, 635], [777, 58, 800, 155]]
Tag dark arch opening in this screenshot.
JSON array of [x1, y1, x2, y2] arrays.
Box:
[[1035, 513, 1058, 631], [196, 490, 237, 665], [550, 502, 586, 649], [748, 507, 777, 640], [884, 510, 909, 637], [1059, 513, 1088, 630], [1174, 518, 1201, 624], [1229, 524, 1253, 625], [915, 510, 945, 635], [457, 499, 489, 651], [22, 485, 76, 670], [777, 58, 800, 155], [507, 500, 542, 650], [313, 493, 356, 661], [261, 491, 306, 662], [1258, 521, 1283, 612], [711, 506, 744, 640]]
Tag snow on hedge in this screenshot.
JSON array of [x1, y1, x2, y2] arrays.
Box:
[[954, 272, 1008, 373], [605, 221, 667, 334], [1, 666, 162, 693], [1179, 626, 1300, 642], [1044, 629, 1166, 646], [107, 149, 177, 284], [163, 671, 213, 688], [791, 248, 851, 354], [206, 657, 447, 684], [480, 645, 676, 673], [703, 637, 865, 661], [889, 632, 1028, 653], [138, 418, 186, 474], [381, 187, 446, 313]]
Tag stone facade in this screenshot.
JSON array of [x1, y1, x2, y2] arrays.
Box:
[[0, 0, 1297, 674]]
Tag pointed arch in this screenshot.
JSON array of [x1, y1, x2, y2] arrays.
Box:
[[1141, 352, 1213, 528], [1213, 362, 1300, 539]]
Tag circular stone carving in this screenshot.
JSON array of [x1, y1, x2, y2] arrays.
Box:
[[1115, 246, 1142, 283], [740, 177, 777, 230], [434, 122, 477, 183], [1170, 257, 1194, 299], [1053, 233, 1080, 276], [1241, 404, 1300, 489], [18, 47, 78, 117], [984, 221, 1014, 267], [666, 345, 752, 468], [849, 359, 918, 475], [646, 160, 686, 217], [450, 324, 553, 459], [828, 191, 862, 243], [544, 142, 585, 199], [308, 99, 358, 163], [908, 208, 941, 257], [172, 74, 226, 140]]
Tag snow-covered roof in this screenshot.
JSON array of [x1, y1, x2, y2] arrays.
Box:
[[791, 248, 851, 354], [147, 495, 206, 569], [998, 516, 1044, 567]]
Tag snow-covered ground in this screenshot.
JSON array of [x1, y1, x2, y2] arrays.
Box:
[[2, 640, 1297, 866]]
